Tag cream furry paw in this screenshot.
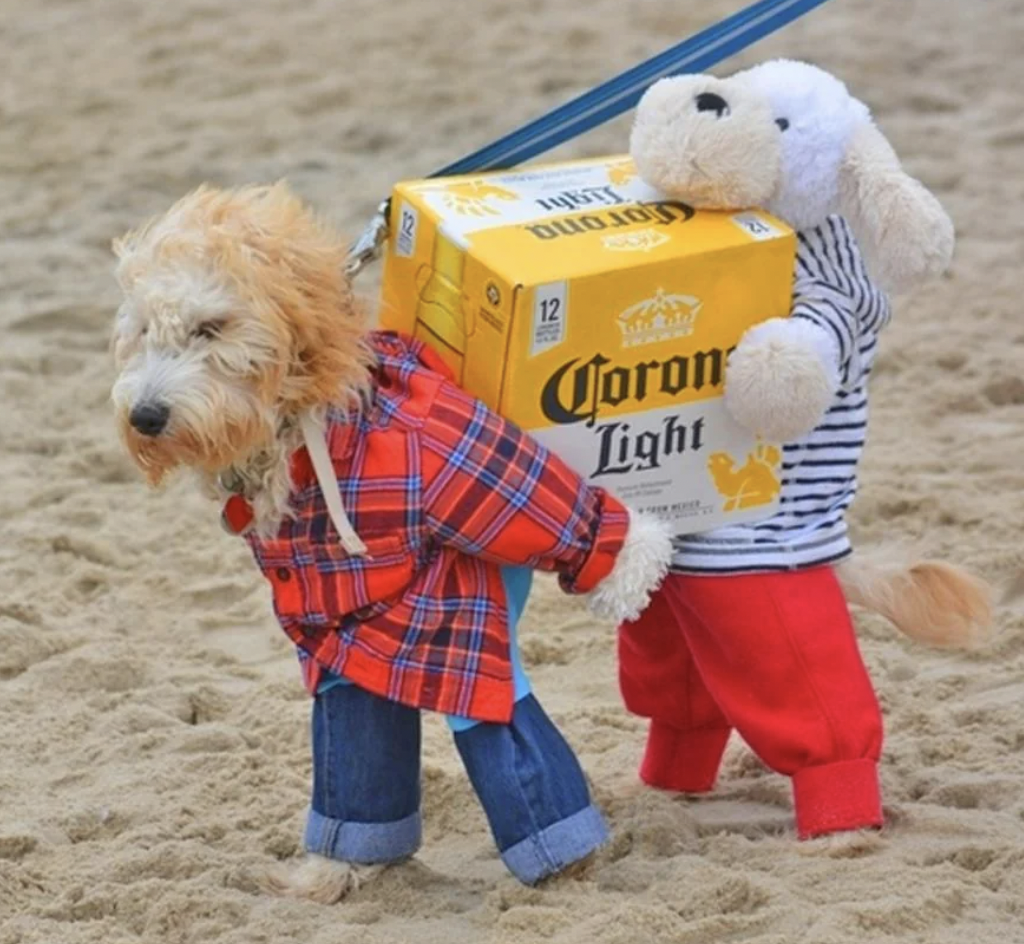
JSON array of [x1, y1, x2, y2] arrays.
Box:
[[259, 854, 386, 904], [724, 318, 841, 442], [587, 508, 673, 624]]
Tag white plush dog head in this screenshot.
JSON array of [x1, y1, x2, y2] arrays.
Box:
[[111, 183, 372, 486], [629, 59, 954, 294]]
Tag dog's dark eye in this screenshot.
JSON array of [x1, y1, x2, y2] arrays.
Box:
[[192, 321, 224, 341], [776, 117, 790, 131]]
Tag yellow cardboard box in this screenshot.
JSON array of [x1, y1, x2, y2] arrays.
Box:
[[378, 156, 796, 535]]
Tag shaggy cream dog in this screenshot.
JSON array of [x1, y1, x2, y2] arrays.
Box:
[[110, 182, 673, 898]]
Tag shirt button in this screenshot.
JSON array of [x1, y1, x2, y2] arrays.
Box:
[[275, 567, 291, 582]]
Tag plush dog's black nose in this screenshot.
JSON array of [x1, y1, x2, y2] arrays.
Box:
[[129, 402, 170, 437], [695, 92, 730, 118]]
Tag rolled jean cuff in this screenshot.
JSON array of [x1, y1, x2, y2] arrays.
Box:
[[304, 806, 422, 864], [792, 758, 882, 839], [500, 803, 608, 885]]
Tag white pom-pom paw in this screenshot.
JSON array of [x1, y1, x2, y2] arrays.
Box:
[[587, 508, 673, 624], [725, 318, 841, 442]]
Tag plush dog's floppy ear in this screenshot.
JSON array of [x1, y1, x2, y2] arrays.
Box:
[[838, 121, 955, 295]]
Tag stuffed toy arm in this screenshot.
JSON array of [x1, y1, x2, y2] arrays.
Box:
[[421, 381, 673, 623], [584, 505, 674, 623], [724, 290, 858, 442]]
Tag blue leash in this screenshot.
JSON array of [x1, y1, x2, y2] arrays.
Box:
[[347, 0, 834, 274]]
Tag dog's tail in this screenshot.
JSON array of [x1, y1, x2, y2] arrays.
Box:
[[836, 556, 994, 649]]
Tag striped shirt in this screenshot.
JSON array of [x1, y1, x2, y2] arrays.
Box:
[[671, 215, 891, 574]]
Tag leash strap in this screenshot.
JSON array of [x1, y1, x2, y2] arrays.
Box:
[[347, 0, 834, 275], [437, 0, 833, 177]]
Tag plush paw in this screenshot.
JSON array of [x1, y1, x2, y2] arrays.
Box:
[[258, 855, 386, 904], [724, 318, 841, 442], [588, 508, 674, 624]]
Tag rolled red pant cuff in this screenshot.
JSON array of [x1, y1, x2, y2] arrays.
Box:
[[640, 723, 731, 794], [792, 758, 883, 839]]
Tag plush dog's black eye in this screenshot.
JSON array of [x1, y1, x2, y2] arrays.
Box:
[[776, 117, 790, 131], [192, 321, 224, 340], [695, 92, 730, 118]]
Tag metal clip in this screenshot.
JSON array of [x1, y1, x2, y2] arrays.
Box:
[[345, 198, 392, 278]]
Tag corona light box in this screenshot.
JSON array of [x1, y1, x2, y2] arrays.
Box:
[[378, 155, 796, 535]]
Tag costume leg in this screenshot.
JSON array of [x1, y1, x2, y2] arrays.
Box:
[[453, 694, 608, 885], [449, 566, 605, 884], [304, 683, 423, 863], [618, 579, 733, 792], [446, 566, 534, 734], [665, 568, 885, 838]]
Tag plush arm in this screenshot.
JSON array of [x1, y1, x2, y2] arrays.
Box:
[[724, 290, 858, 442], [420, 380, 672, 623]]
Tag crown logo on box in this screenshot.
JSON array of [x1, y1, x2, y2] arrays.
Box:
[[617, 288, 702, 348]]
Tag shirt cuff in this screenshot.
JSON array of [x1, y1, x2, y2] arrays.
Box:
[[564, 491, 630, 593]]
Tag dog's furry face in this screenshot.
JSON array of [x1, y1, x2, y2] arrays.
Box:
[[111, 183, 371, 485]]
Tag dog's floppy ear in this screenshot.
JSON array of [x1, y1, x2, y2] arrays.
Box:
[[239, 182, 373, 411], [838, 121, 954, 295], [280, 282, 373, 413]]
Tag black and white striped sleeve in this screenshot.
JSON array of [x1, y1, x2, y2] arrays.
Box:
[[790, 283, 859, 387]]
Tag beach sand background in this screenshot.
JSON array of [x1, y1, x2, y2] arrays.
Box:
[[3, 0, 1024, 941]]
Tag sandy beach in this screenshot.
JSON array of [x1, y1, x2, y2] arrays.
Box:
[[3, 0, 1024, 941]]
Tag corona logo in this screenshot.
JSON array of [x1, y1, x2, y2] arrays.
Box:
[[617, 288, 701, 348], [540, 347, 728, 427]]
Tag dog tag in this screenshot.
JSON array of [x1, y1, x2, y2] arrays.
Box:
[[221, 494, 254, 535]]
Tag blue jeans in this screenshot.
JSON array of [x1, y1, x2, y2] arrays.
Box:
[[304, 568, 608, 885]]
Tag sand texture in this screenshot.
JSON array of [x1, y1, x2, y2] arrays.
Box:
[[3, 0, 1024, 941]]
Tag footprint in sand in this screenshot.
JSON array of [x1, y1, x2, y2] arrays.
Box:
[[926, 777, 1020, 811]]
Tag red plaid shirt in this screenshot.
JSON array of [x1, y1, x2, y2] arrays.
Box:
[[238, 332, 628, 722]]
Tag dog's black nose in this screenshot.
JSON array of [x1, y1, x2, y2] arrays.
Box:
[[129, 402, 170, 437], [695, 92, 730, 118]]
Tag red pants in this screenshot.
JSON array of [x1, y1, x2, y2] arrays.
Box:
[[618, 568, 883, 839]]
